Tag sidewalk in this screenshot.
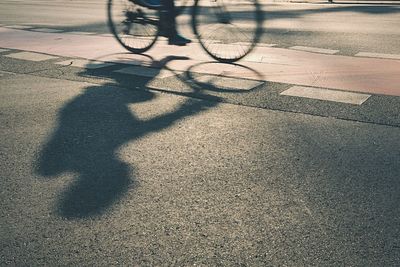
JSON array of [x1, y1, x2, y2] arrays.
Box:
[[1, 26, 400, 96]]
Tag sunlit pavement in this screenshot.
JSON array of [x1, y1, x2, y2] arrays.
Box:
[[1, 2, 400, 266]]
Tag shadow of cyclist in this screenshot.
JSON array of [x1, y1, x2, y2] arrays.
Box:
[[35, 55, 218, 219]]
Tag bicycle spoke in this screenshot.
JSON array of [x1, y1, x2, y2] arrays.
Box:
[[108, 0, 159, 53], [193, 0, 262, 62]]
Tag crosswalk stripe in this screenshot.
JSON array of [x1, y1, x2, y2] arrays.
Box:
[[290, 46, 339, 55], [355, 52, 400, 60], [56, 59, 115, 69], [281, 86, 371, 105], [5, 51, 59, 61]]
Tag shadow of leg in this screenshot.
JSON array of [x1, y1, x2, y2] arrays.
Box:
[[57, 160, 132, 219]]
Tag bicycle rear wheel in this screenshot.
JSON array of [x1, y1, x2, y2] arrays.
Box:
[[192, 0, 263, 63], [108, 0, 160, 53]]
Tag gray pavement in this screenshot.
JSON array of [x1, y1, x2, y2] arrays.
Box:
[[1, 1, 400, 266], [1, 59, 400, 266]]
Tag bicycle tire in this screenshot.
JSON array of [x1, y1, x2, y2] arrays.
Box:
[[108, 0, 160, 54], [192, 0, 263, 63]]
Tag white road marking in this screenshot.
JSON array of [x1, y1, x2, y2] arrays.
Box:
[[5, 51, 59, 61], [3, 25, 33, 29], [355, 52, 400, 60], [281, 86, 371, 105], [31, 28, 63, 33], [195, 75, 263, 91], [290, 46, 339, 55], [99, 33, 114, 37], [114, 66, 177, 79], [66, 31, 97, 35], [257, 43, 277, 47], [56, 59, 115, 69]]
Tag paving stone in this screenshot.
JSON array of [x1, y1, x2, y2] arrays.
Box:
[[281, 86, 371, 105], [290, 46, 339, 55], [355, 52, 400, 60], [5, 51, 59, 61]]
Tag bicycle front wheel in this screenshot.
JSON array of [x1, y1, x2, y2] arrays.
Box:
[[192, 0, 263, 63], [108, 0, 160, 53]]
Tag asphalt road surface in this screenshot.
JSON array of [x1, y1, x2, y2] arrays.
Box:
[[1, 0, 400, 266]]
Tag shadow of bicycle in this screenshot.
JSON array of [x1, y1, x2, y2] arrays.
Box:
[[35, 54, 262, 219]]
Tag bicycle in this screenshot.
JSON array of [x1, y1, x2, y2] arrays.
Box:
[[107, 0, 263, 63]]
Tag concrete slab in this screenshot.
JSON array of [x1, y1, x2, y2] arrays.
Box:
[[5, 51, 59, 61], [355, 52, 400, 60], [281, 86, 371, 105], [257, 43, 277, 47], [290, 46, 339, 55]]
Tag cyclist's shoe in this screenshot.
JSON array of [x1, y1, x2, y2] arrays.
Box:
[[168, 34, 191, 46]]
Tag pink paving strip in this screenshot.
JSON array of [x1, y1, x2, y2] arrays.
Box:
[[1, 27, 400, 97]]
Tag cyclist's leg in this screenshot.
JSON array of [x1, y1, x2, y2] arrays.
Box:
[[160, 0, 191, 45]]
